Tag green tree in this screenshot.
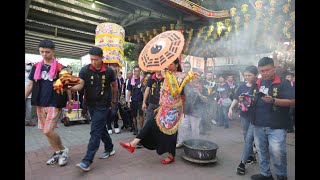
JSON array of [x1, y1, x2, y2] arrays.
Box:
[[69, 61, 81, 74]]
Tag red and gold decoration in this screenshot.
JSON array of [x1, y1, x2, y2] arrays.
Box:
[[138, 30, 185, 72], [126, 0, 295, 57], [162, 0, 230, 18], [53, 69, 80, 94]]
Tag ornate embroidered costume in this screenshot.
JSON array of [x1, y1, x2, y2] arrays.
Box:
[[156, 70, 195, 135]]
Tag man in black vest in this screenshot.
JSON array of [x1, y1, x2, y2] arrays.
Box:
[[70, 46, 118, 172], [250, 57, 294, 180], [142, 71, 164, 122]]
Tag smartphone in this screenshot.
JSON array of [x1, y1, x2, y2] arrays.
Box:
[[257, 92, 267, 97], [240, 93, 254, 98]]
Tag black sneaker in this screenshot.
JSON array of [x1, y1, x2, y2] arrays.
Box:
[[236, 162, 245, 175], [276, 175, 287, 180], [251, 174, 274, 180], [246, 154, 258, 164]]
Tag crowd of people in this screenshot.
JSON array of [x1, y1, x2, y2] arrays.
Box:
[[25, 39, 295, 180]]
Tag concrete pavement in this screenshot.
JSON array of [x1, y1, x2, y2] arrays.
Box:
[[25, 119, 295, 180]]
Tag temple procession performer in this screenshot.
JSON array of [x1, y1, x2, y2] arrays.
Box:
[[119, 58, 196, 164], [70, 46, 118, 172]]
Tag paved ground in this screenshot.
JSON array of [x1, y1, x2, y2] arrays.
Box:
[[25, 118, 295, 180]]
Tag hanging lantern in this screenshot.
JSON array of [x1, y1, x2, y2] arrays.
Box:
[[143, 37, 148, 44], [290, 11, 295, 23], [133, 35, 137, 40], [213, 33, 218, 40], [268, 7, 276, 17], [225, 19, 231, 27], [286, 32, 291, 39], [255, 0, 263, 10], [217, 27, 222, 37], [139, 32, 144, 38], [207, 25, 214, 37], [269, 0, 277, 7], [149, 35, 153, 40], [230, 7, 237, 17], [235, 16, 241, 24], [161, 25, 166, 32], [209, 25, 214, 32], [216, 21, 224, 28], [170, 23, 175, 30], [196, 27, 204, 38], [282, 4, 290, 14], [241, 4, 248, 14], [153, 28, 158, 35], [146, 30, 150, 36], [282, 26, 288, 34]]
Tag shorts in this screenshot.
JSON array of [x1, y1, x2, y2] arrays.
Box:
[[131, 101, 143, 117], [36, 107, 62, 130]]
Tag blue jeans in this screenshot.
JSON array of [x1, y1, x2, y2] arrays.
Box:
[[82, 107, 114, 165], [240, 116, 254, 162], [221, 106, 229, 128], [253, 126, 287, 177]]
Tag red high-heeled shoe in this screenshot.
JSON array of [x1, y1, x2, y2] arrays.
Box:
[[161, 156, 175, 164], [119, 142, 135, 153]]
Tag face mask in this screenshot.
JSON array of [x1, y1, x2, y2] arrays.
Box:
[[26, 65, 32, 71]]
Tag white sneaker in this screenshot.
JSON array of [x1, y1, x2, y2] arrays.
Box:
[[108, 129, 112, 135], [58, 147, 69, 166], [115, 128, 120, 134], [211, 120, 217, 125]]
